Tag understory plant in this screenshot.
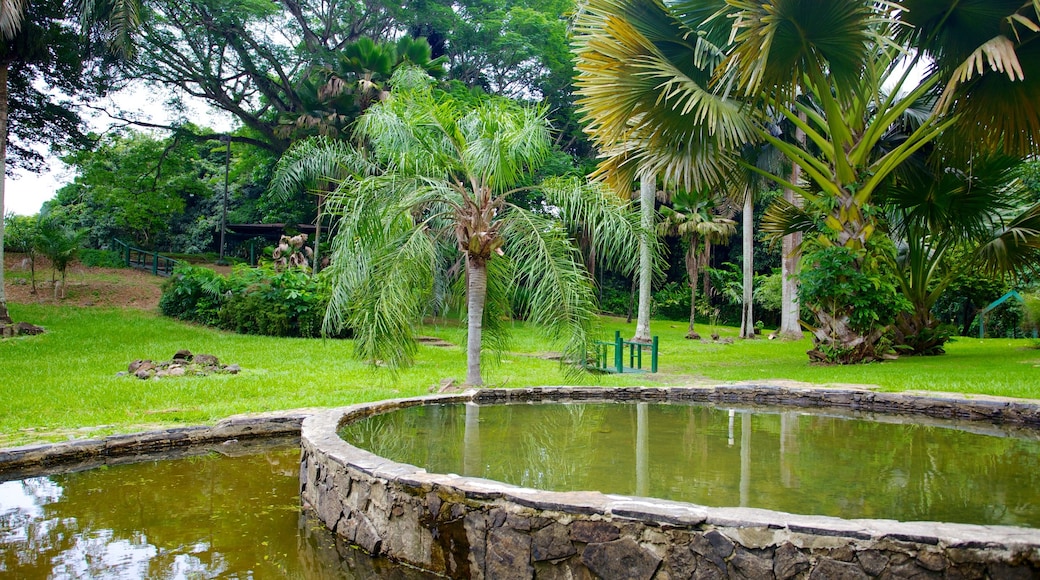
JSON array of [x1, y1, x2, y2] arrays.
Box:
[[797, 243, 909, 364], [160, 264, 341, 338]]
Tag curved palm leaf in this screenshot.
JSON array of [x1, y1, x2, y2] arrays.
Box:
[[0, 0, 25, 40]]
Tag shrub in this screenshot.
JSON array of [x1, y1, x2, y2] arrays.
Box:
[[160, 265, 230, 327], [160, 264, 347, 338], [79, 249, 125, 268]]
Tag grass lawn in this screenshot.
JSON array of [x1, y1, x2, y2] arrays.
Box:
[[2, 302, 1038, 447]]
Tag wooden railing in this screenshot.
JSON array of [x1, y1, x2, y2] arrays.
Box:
[[590, 330, 659, 373], [112, 238, 180, 276]]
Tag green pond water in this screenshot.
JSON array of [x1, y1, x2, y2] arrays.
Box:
[[0, 438, 436, 579], [340, 402, 1040, 527]]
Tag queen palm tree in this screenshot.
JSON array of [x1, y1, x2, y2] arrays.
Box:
[[272, 68, 642, 385], [0, 0, 141, 324], [573, 0, 1040, 362], [658, 187, 735, 339]]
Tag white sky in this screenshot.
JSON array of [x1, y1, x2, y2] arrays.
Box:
[[4, 84, 236, 216]]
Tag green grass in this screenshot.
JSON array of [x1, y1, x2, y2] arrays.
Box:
[[3, 303, 1038, 447]]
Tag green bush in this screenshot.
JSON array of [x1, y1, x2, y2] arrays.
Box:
[[160, 264, 346, 338], [79, 249, 125, 268], [160, 265, 229, 327], [652, 281, 690, 321]]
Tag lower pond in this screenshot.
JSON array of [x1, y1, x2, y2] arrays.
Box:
[[340, 402, 1040, 528], [0, 438, 436, 579]]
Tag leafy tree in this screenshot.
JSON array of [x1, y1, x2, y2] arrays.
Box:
[[47, 128, 254, 252], [3, 211, 38, 292], [573, 0, 1040, 362], [271, 69, 642, 386], [0, 0, 140, 323]]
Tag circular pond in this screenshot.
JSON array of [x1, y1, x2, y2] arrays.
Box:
[[301, 386, 1040, 579], [338, 400, 1040, 527]]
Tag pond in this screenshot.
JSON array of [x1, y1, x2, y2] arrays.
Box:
[[339, 401, 1040, 527], [0, 438, 436, 579]]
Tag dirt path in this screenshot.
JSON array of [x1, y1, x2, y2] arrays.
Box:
[[4, 253, 165, 311]]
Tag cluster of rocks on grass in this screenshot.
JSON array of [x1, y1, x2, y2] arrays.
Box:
[[0, 321, 45, 338], [121, 349, 241, 380]]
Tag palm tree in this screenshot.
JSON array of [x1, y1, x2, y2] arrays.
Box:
[[574, 0, 1040, 362], [272, 68, 642, 386], [658, 187, 735, 339], [632, 172, 655, 343], [0, 0, 141, 324], [883, 154, 1040, 354]]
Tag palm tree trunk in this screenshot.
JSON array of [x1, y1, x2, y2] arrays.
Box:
[[0, 62, 12, 325], [739, 190, 754, 338], [780, 118, 805, 339], [465, 256, 487, 386], [633, 173, 654, 343], [312, 191, 324, 275], [686, 236, 700, 339]]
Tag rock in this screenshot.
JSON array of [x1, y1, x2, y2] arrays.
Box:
[[486, 527, 534, 579], [14, 322, 44, 335], [808, 559, 869, 580], [128, 360, 145, 373], [775, 543, 810, 580], [167, 366, 186, 377], [172, 349, 193, 361], [728, 547, 773, 579], [225, 364, 241, 374], [581, 538, 661, 580], [193, 354, 219, 366], [532, 523, 576, 561], [570, 521, 620, 544], [135, 368, 154, 380]]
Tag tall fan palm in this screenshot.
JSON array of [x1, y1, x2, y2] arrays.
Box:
[[574, 0, 1040, 362], [0, 0, 142, 324], [271, 68, 642, 386], [658, 187, 735, 339]]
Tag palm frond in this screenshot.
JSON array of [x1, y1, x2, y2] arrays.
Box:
[[323, 202, 436, 369], [761, 197, 820, 243], [974, 202, 1040, 279], [269, 136, 372, 202], [501, 207, 598, 373], [540, 176, 650, 277], [0, 0, 25, 40]]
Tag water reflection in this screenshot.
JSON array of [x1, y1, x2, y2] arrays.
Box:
[[0, 439, 437, 579], [341, 402, 1040, 527]]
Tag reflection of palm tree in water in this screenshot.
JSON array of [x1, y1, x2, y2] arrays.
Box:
[[505, 404, 603, 491]]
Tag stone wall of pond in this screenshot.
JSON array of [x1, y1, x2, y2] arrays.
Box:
[[300, 386, 1040, 579]]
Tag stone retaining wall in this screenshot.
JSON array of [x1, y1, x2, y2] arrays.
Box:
[[0, 410, 313, 480], [300, 386, 1040, 579]]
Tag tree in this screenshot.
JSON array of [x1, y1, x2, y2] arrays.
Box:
[[574, 0, 1040, 363], [0, 0, 140, 324], [272, 68, 641, 386], [658, 188, 735, 339], [881, 153, 1040, 354], [35, 211, 85, 299], [632, 173, 655, 343]]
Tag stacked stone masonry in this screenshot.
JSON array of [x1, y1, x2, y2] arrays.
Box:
[[300, 386, 1040, 579]]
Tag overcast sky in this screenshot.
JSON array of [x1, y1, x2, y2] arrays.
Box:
[[5, 85, 236, 216]]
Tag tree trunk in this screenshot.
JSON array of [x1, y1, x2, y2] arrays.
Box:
[[739, 190, 754, 338], [686, 236, 700, 339], [779, 117, 805, 339], [632, 173, 654, 343], [0, 62, 11, 325], [312, 191, 325, 275], [465, 255, 488, 386]]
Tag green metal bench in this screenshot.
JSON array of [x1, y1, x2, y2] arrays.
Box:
[[591, 330, 658, 373]]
